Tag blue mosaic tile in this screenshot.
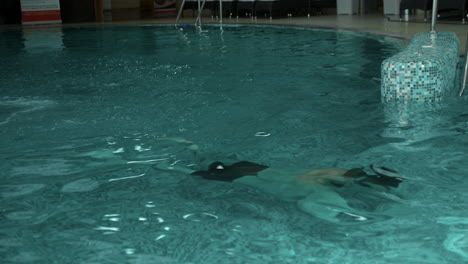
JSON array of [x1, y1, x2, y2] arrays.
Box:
[[381, 32, 460, 102]]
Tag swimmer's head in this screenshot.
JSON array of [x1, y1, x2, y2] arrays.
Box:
[[209, 161, 225, 171]]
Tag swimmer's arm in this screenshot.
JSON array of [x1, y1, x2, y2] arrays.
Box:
[[155, 137, 199, 152]]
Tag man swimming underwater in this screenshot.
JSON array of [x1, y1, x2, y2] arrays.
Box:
[[153, 137, 404, 224]]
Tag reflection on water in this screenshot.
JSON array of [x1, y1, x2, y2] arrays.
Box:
[[0, 97, 56, 126], [22, 28, 64, 53]]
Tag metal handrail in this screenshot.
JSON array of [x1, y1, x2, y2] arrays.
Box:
[[195, 0, 207, 26], [430, 0, 438, 33], [175, 0, 187, 26], [176, 0, 223, 27], [459, 34, 468, 96], [219, 0, 223, 23]]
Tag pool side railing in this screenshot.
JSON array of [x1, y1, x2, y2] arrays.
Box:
[[176, 0, 224, 27], [381, 0, 462, 102], [459, 33, 468, 96], [430, 0, 438, 33]]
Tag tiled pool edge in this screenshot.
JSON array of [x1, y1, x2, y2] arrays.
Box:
[[381, 32, 460, 102]]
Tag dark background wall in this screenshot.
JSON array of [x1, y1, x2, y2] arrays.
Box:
[[0, 0, 97, 24], [59, 0, 96, 23], [0, 0, 21, 24]]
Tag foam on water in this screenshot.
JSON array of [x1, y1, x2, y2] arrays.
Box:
[[1, 184, 45, 198], [0, 97, 55, 126]]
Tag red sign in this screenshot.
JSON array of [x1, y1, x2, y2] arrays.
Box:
[[154, 0, 177, 17], [20, 0, 62, 25]]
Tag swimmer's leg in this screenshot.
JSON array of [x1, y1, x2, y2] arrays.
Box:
[[76, 149, 129, 167], [155, 137, 199, 152], [78, 149, 125, 159], [297, 188, 369, 224]]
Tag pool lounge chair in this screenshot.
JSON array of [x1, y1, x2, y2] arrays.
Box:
[[254, 0, 335, 18], [437, 0, 467, 22], [254, 0, 278, 18], [203, 0, 237, 17], [182, 0, 219, 18], [399, 0, 433, 21], [236, 0, 256, 17], [219, 0, 237, 17], [276, 0, 308, 16], [309, 0, 337, 15]]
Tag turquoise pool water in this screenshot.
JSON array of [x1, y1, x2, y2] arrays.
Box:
[[0, 24, 467, 264]]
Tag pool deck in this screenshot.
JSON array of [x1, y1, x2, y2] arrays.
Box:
[[162, 14, 467, 54], [1, 14, 466, 55]]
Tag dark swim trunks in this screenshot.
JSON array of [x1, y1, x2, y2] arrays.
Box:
[[344, 167, 404, 188], [191, 161, 269, 182]]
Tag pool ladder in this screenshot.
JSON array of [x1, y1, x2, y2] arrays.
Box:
[[460, 33, 468, 96], [176, 0, 224, 27], [427, 0, 467, 97]]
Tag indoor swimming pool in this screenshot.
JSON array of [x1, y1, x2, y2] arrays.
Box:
[[0, 24, 467, 264]]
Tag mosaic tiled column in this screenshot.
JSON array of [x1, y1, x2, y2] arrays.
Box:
[[381, 32, 459, 102]]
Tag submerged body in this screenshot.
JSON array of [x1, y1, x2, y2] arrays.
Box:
[[81, 137, 405, 224], [155, 158, 404, 224]]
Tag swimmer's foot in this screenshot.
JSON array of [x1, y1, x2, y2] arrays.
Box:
[[336, 211, 392, 224], [371, 165, 400, 178], [152, 162, 195, 174], [368, 165, 404, 188]]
